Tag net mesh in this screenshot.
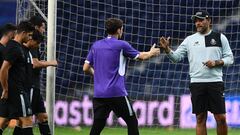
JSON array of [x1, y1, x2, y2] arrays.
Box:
[[15, 0, 240, 131]]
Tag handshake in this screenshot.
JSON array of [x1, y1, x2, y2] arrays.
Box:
[[148, 36, 171, 58], [149, 43, 160, 57]]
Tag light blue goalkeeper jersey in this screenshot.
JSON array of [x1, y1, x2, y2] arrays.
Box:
[[167, 30, 234, 83]]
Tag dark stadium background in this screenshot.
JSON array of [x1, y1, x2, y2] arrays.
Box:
[[0, 0, 239, 129], [1, 0, 239, 97], [0, 0, 16, 25]]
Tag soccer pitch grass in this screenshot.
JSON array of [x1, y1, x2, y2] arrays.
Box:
[[45, 126, 240, 135], [4, 126, 240, 135]]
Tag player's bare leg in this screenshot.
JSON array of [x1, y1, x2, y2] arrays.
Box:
[[37, 112, 51, 135], [19, 116, 33, 135], [37, 112, 48, 123], [214, 114, 228, 135], [196, 112, 207, 135], [13, 120, 22, 135], [0, 117, 9, 134]]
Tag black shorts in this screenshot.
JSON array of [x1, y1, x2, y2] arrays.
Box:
[[189, 82, 226, 114], [0, 99, 9, 118], [0, 89, 32, 119], [93, 96, 136, 120], [30, 87, 46, 114]]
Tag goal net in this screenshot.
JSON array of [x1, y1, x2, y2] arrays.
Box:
[[16, 0, 240, 132]]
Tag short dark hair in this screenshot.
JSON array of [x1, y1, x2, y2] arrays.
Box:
[[105, 18, 123, 35], [0, 23, 17, 37], [29, 15, 46, 27], [32, 30, 44, 43], [16, 21, 35, 34]]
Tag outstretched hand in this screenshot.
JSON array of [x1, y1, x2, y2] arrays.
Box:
[[159, 36, 171, 53], [150, 43, 160, 57]]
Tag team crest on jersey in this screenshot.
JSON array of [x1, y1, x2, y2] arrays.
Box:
[[210, 39, 217, 45]]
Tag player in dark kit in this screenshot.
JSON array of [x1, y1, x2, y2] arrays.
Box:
[[83, 18, 160, 135], [29, 15, 57, 135], [10, 30, 44, 135], [24, 30, 44, 105], [0, 21, 35, 135], [0, 23, 17, 133]]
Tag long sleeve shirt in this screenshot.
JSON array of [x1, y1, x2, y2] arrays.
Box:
[[167, 30, 234, 83]]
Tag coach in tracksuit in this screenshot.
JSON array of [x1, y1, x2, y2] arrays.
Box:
[[160, 11, 233, 135]]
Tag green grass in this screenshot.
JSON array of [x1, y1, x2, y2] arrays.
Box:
[[78, 127, 240, 135], [4, 126, 240, 135]]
